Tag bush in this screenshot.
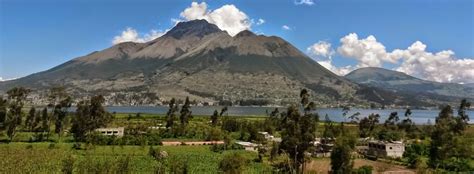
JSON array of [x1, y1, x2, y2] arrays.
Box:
[[48, 143, 56, 149], [219, 152, 248, 174], [169, 157, 188, 174], [61, 155, 75, 174], [115, 156, 131, 174]]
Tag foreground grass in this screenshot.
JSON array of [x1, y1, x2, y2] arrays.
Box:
[[0, 143, 272, 173]]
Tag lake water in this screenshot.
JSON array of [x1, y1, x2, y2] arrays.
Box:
[[106, 106, 474, 124]]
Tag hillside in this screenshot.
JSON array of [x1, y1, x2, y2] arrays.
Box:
[[345, 67, 474, 103]]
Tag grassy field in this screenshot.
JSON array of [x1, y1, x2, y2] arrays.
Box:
[[0, 142, 272, 173]]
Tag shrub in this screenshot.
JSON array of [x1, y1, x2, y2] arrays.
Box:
[[219, 152, 248, 174], [115, 156, 131, 174], [61, 155, 75, 174]]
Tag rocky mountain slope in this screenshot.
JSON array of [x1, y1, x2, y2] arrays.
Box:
[[0, 20, 440, 107]]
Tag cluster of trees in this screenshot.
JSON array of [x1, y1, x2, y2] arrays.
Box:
[[0, 87, 112, 143]]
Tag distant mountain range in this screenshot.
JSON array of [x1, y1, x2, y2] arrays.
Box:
[[0, 19, 470, 107], [345, 67, 474, 104]]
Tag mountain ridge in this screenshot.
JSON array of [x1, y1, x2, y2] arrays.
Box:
[[0, 20, 455, 107]]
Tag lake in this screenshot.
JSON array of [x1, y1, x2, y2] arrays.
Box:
[[106, 106, 474, 124]]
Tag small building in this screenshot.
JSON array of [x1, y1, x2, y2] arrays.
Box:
[[367, 141, 405, 158], [258, 132, 281, 142], [96, 127, 125, 137], [236, 141, 258, 151]]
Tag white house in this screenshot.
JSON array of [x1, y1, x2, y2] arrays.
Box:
[[236, 141, 258, 151], [367, 141, 405, 158], [95, 127, 125, 137]]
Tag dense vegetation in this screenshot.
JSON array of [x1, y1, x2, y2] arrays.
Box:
[[0, 86, 472, 173]]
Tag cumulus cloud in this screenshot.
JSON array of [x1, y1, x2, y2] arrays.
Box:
[[307, 41, 354, 75], [256, 18, 265, 25], [294, 0, 315, 6], [335, 33, 474, 83], [394, 41, 474, 84], [337, 33, 400, 68], [282, 25, 291, 30], [112, 27, 166, 45], [179, 2, 252, 36]]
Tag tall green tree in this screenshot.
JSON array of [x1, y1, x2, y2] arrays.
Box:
[[40, 107, 51, 139], [179, 97, 192, 127], [211, 110, 219, 126], [279, 89, 318, 173], [358, 113, 379, 138], [5, 87, 30, 141], [165, 98, 178, 129], [330, 135, 356, 174], [429, 100, 472, 171], [25, 107, 36, 131], [71, 95, 112, 141], [0, 97, 7, 129], [48, 87, 72, 138]]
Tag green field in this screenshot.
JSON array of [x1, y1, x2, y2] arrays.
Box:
[[0, 142, 272, 173]]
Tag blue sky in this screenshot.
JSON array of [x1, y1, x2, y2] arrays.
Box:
[[1, 0, 473, 83]]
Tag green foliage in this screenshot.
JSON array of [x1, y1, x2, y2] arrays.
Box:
[[219, 152, 248, 174], [48, 87, 72, 137], [165, 98, 178, 129], [0, 97, 7, 127], [429, 100, 473, 172], [279, 89, 318, 172], [168, 156, 189, 174], [358, 114, 379, 138], [61, 155, 75, 174], [71, 95, 112, 141], [330, 134, 356, 174], [6, 87, 30, 141]]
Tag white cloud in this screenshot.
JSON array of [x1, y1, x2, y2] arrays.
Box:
[[112, 27, 166, 45], [394, 41, 474, 84], [307, 41, 354, 76], [337, 33, 400, 68], [282, 25, 291, 30], [295, 0, 315, 6], [307, 41, 334, 58], [335, 33, 474, 83], [0, 76, 17, 82], [256, 18, 265, 25], [179, 2, 252, 36]]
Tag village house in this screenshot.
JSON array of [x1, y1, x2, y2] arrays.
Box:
[[367, 141, 405, 158], [95, 127, 125, 137], [236, 141, 259, 151], [258, 131, 282, 142]]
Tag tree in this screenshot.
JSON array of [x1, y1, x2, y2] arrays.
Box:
[[358, 114, 379, 138], [71, 95, 112, 141], [25, 107, 37, 131], [5, 87, 30, 141], [211, 107, 228, 127], [40, 107, 51, 139], [330, 135, 356, 174], [48, 87, 72, 138], [179, 97, 192, 127], [384, 112, 399, 127], [454, 99, 470, 134], [0, 97, 7, 129], [429, 101, 472, 171], [165, 98, 178, 128], [279, 89, 318, 173], [218, 152, 248, 174], [211, 110, 219, 126]]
